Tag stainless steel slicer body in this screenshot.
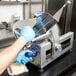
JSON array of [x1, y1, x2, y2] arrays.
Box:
[[13, 1, 74, 69]]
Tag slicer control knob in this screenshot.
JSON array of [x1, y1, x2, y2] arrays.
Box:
[[55, 44, 62, 52]]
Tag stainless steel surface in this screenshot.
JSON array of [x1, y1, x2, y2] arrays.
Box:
[[65, 0, 73, 33], [0, 37, 15, 49], [30, 31, 74, 69], [0, 28, 15, 49], [41, 0, 44, 11], [53, 1, 72, 22], [0, 29, 14, 40], [44, 0, 48, 12], [13, 18, 36, 33], [30, 41, 52, 68], [41, 0, 48, 12], [23, 3, 26, 20], [48, 0, 73, 34], [28, 0, 31, 18]]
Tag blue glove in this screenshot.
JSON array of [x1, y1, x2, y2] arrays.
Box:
[[16, 26, 35, 42], [35, 17, 43, 26], [14, 50, 32, 64], [33, 16, 43, 37], [20, 26, 35, 42]]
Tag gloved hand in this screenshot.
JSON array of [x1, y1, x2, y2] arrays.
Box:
[[16, 26, 35, 42], [35, 17, 43, 26], [20, 26, 35, 42], [34, 11, 44, 26], [33, 16, 43, 37], [14, 50, 32, 64]]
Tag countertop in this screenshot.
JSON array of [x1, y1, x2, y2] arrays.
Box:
[[1, 40, 76, 76]]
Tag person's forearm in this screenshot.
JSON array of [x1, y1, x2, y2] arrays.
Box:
[[0, 36, 27, 74]]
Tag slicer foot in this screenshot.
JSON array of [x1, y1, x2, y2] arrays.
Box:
[[39, 68, 44, 72]]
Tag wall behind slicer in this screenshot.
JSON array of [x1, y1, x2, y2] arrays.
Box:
[[0, 3, 42, 23], [25, 4, 42, 19], [0, 5, 23, 22]]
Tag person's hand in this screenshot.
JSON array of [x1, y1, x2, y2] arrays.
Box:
[[20, 26, 35, 42], [35, 16, 43, 26], [14, 50, 33, 64], [16, 26, 35, 42], [33, 16, 43, 37], [34, 11, 44, 26]]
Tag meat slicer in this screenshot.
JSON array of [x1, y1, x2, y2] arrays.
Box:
[[12, 1, 74, 70]]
